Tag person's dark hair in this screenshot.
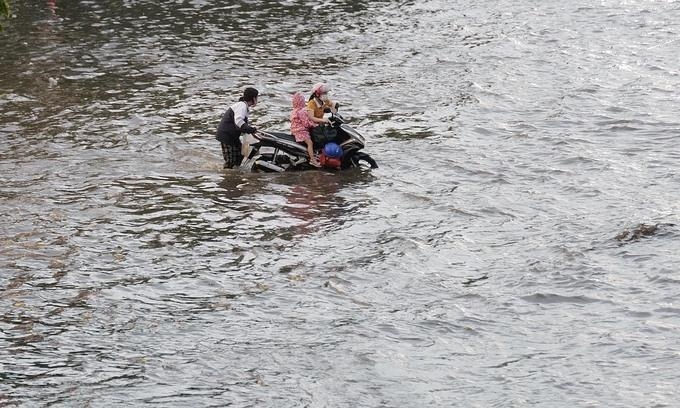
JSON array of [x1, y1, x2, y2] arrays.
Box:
[[240, 87, 259, 103]]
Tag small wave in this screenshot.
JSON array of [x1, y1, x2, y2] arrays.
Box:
[[521, 293, 610, 304]]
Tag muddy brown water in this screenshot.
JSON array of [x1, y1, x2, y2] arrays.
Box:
[[1, 1, 680, 406]]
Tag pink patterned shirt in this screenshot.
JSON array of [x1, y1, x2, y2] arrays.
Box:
[[290, 92, 317, 142]]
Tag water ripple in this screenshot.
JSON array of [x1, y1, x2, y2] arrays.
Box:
[[2, 0, 680, 406]]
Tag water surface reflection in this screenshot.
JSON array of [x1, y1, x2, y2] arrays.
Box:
[[2, 0, 680, 406]]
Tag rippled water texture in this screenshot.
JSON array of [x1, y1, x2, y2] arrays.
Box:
[[2, 0, 680, 406]]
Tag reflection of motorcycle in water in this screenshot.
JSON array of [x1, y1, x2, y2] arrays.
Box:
[[242, 112, 378, 172]]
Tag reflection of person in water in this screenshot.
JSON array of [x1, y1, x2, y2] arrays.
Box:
[[216, 173, 270, 207], [283, 174, 351, 238], [216, 170, 375, 240], [47, 0, 57, 16], [285, 184, 320, 235], [29, 0, 65, 94]]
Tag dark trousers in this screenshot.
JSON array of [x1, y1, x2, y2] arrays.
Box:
[[221, 142, 243, 169]]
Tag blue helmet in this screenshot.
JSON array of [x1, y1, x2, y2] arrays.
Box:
[[323, 142, 343, 158]]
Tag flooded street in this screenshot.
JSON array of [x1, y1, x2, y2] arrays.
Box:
[[2, 0, 680, 406]]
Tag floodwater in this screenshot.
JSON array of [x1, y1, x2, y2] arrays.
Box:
[[2, 0, 680, 406]]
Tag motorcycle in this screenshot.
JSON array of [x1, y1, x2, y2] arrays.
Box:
[[241, 111, 378, 172]]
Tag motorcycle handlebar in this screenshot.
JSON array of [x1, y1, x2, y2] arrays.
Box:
[[253, 130, 274, 140], [323, 103, 340, 113], [330, 112, 345, 124]]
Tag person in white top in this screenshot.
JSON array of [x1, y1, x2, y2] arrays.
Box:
[[216, 87, 259, 168]]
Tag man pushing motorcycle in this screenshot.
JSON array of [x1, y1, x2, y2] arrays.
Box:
[[215, 87, 259, 169]]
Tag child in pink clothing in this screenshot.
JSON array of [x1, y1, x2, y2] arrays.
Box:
[[290, 92, 328, 167]]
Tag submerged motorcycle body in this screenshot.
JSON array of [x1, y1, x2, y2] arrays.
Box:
[[242, 113, 378, 172]]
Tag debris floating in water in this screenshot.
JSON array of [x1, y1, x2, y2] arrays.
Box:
[[615, 223, 660, 241]]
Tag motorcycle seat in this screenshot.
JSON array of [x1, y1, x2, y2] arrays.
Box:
[[267, 131, 297, 143], [266, 131, 313, 149]]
